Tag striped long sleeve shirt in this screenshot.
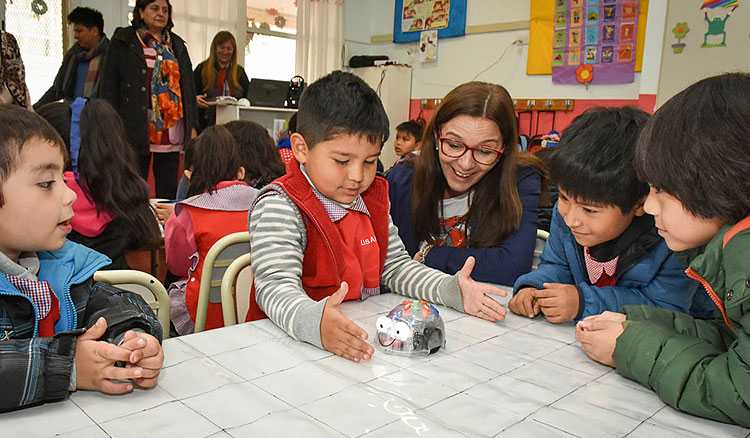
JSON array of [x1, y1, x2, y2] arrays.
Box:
[[249, 191, 464, 349]]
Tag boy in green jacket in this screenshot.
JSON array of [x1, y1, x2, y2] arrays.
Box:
[[576, 72, 750, 426]]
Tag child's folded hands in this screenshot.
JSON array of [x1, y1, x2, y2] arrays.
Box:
[[321, 282, 374, 363], [119, 330, 164, 388]]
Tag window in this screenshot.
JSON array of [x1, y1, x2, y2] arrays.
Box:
[[5, 0, 64, 103], [245, 0, 296, 81]]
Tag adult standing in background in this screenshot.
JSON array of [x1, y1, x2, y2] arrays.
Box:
[[193, 31, 250, 132], [0, 30, 30, 107], [100, 0, 198, 199], [34, 7, 109, 110]]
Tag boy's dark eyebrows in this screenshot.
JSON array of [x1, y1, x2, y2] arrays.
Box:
[[331, 150, 381, 159], [31, 162, 62, 172]]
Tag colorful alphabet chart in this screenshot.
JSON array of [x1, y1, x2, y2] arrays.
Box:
[[551, 0, 638, 85]]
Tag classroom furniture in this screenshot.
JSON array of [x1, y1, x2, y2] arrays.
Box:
[[5, 291, 746, 437], [92, 269, 170, 340], [214, 104, 297, 138], [194, 232, 250, 333], [219, 252, 253, 327]]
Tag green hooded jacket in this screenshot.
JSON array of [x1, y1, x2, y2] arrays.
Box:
[[613, 219, 750, 426]]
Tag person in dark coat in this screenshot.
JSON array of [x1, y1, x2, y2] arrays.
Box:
[[34, 7, 109, 109], [100, 0, 198, 199]]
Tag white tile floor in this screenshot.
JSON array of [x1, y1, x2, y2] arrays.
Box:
[[5, 293, 750, 438]]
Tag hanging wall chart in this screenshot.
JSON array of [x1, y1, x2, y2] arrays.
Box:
[[393, 0, 467, 43]]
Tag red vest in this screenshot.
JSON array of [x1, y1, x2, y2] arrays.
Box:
[[245, 160, 391, 321]]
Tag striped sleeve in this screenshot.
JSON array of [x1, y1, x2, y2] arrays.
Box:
[[381, 214, 465, 312], [249, 193, 327, 348]]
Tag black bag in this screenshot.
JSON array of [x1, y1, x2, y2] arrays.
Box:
[[348, 55, 389, 68]]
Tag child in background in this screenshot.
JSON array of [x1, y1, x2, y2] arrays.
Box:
[[247, 71, 508, 362], [225, 120, 286, 189], [509, 107, 709, 323], [393, 119, 424, 159], [166, 125, 258, 335], [276, 113, 297, 164], [37, 99, 160, 269], [576, 73, 750, 426], [0, 105, 163, 411]]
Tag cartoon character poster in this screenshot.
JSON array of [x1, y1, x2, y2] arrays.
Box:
[[552, 0, 638, 84], [394, 0, 466, 43]]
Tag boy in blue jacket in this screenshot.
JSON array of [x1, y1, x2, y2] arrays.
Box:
[[509, 107, 709, 323], [0, 105, 164, 411]]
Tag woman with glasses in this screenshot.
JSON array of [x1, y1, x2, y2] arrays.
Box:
[[387, 81, 547, 286]]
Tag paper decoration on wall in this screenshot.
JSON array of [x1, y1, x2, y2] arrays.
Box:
[[551, 0, 638, 85], [701, 0, 738, 47], [671, 22, 689, 53], [527, 0, 648, 76], [393, 0, 467, 43], [420, 30, 438, 62]]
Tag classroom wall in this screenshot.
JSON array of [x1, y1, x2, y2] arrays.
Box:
[[344, 0, 667, 136], [657, 0, 750, 107], [68, 0, 130, 42]]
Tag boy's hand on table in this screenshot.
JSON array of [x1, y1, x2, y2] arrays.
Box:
[[457, 256, 508, 322], [508, 287, 541, 318], [575, 315, 625, 367], [321, 282, 374, 363], [535, 283, 579, 323], [120, 331, 164, 388], [75, 317, 145, 394]]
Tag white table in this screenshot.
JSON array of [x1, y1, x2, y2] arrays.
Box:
[[3, 292, 749, 438]]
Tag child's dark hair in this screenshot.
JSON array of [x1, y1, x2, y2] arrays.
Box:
[[396, 119, 425, 142], [186, 125, 244, 197], [288, 112, 297, 134], [36, 99, 160, 248], [67, 7, 104, 35], [0, 105, 67, 206], [223, 120, 285, 187], [635, 72, 750, 223], [547, 106, 650, 213], [296, 70, 389, 148]]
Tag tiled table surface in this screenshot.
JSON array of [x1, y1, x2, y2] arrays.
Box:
[[4, 292, 749, 438]]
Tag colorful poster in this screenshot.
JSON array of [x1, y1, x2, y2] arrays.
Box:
[[393, 0, 467, 43], [552, 0, 638, 84], [420, 30, 438, 62]]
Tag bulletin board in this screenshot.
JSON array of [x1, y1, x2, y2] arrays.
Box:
[[656, 0, 750, 107], [527, 0, 648, 75], [393, 0, 467, 43]]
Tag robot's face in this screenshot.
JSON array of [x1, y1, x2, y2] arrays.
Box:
[[376, 300, 445, 356]]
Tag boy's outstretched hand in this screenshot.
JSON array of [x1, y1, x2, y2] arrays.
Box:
[[75, 317, 146, 394], [321, 282, 374, 363], [119, 330, 164, 388], [457, 257, 507, 322]]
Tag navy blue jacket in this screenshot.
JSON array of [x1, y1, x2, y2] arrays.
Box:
[[513, 204, 708, 319], [387, 162, 541, 286]]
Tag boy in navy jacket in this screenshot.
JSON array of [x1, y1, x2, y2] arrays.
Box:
[[0, 105, 164, 411], [510, 107, 711, 323]]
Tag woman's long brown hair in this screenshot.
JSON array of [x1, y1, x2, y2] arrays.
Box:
[[411, 81, 546, 248], [201, 31, 242, 93]]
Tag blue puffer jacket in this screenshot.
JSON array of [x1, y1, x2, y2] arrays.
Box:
[[513, 204, 711, 320]]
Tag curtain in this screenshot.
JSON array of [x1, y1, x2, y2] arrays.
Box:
[[171, 0, 248, 69], [295, 0, 344, 83]]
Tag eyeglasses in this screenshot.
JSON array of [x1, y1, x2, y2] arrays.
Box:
[[437, 131, 504, 165]]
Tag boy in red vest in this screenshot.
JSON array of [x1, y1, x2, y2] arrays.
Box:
[[247, 71, 507, 362]]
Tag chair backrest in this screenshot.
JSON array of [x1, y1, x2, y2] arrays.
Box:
[[219, 252, 253, 327], [194, 231, 250, 332], [532, 229, 550, 270], [92, 270, 170, 340]]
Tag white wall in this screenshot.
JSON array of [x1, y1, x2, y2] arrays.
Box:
[[345, 0, 666, 100]]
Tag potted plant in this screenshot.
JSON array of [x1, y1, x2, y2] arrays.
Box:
[[672, 22, 689, 53]]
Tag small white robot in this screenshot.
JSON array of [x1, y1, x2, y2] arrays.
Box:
[[375, 299, 445, 356]]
